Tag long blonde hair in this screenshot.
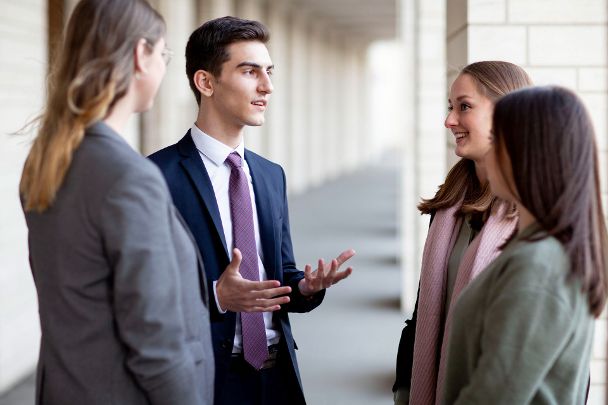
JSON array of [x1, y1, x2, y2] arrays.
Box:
[[20, 0, 164, 212]]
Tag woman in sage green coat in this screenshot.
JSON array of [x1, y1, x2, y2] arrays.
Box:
[[442, 86, 608, 405]]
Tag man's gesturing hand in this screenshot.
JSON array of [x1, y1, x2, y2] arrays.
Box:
[[298, 249, 355, 296], [216, 248, 292, 312]]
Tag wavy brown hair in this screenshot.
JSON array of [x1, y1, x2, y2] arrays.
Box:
[[20, 0, 164, 212], [493, 86, 608, 317], [419, 61, 532, 216]]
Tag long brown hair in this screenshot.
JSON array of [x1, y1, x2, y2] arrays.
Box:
[[493, 86, 608, 317], [20, 0, 165, 212], [419, 61, 532, 216]]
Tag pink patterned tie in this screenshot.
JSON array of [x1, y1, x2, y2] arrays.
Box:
[[225, 151, 269, 370]]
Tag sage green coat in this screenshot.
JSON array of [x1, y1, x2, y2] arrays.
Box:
[[442, 224, 594, 405]]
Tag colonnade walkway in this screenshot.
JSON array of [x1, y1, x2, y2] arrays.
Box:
[[0, 156, 405, 405], [289, 156, 403, 404]]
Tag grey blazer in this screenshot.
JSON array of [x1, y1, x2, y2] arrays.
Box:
[[23, 122, 214, 405]]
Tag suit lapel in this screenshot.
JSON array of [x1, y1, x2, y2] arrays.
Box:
[[245, 151, 278, 279], [177, 131, 229, 257], [174, 206, 210, 305]]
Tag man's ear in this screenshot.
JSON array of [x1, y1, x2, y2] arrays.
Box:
[[134, 38, 149, 76], [194, 70, 214, 97]]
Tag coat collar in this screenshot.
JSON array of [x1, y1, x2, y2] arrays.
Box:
[[87, 121, 124, 142], [177, 132, 278, 275]]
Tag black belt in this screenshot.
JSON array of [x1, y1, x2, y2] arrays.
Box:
[[231, 343, 280, 370]]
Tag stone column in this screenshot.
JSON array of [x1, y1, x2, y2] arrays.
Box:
[[265, 0, 291, 171], [355, 44, 371, 165], [307, 19, 327, 186], [324, 32, 342, 180], [198, 0, 235, 22], [399, 0, 446, 313], [287, 8, 310, 193], [341, 45, 360, 172]]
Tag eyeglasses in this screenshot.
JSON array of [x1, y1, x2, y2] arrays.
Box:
[[144, 40, 173, 66], [161, 47, 173, 66]]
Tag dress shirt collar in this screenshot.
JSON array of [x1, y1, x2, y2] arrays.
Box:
[[190, 124, 246, 167]]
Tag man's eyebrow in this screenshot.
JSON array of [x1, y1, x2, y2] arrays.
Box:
[[236, 62, 274, 70]]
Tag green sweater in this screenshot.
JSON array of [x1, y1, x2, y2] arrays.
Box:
[[442, 224, 594, 405]]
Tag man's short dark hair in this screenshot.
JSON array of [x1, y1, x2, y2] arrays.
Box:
[[186, 16, 270, 104]]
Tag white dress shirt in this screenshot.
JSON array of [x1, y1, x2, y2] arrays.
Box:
[[190, 124, 281, 352]]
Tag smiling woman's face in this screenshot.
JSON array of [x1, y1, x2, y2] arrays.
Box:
[[445, 73, 495, 164]]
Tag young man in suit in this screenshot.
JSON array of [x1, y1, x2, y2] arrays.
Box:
[[149, 16, 355, 405]]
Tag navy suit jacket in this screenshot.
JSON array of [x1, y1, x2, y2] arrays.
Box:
[[149, 131, 324, 399]]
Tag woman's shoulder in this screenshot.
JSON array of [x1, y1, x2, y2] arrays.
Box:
[[75, 128, 165, 193], [508, 233, 568, 269], [491, 234, 578, 304]]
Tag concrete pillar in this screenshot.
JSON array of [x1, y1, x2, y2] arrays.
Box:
[[342, 45, 359, 172], [368, 40, 404, 161], [0, 0, 46, 392], [198, 0, 235, 22], [142, 0, 199, 155], [342, 43, 371, 173], [265, 0, 291, 171], [287, 9, 310, 193], [356, 45, 371, 164], [338, 39, 356, 176], [308, 20, 327, 186], [415, 0, 446, 206], [324, 32, 342, 180], [399, 0, 446, 314], [399, 0, 419, 314], [234, 0, 263, 20]]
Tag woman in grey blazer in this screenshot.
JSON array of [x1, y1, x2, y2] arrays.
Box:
[[19, 1, 215, 404]]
